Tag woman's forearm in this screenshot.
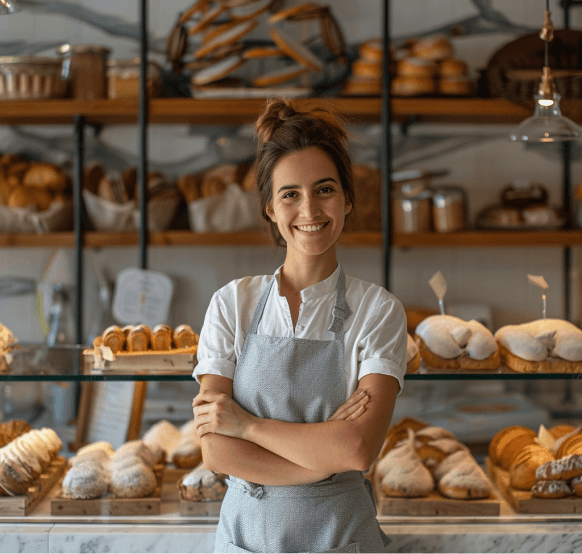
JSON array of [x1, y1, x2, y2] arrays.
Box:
[[201, 432, 334, 486], [245, 418, 367, 473]]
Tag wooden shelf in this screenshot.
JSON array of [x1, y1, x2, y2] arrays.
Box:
[[0, 97, 578, 125], [4, 229, 582, 248]]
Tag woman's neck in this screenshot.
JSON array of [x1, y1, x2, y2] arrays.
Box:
[[279, 250, 338, 295]]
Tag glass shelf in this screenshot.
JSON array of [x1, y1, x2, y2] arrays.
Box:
[[1, 344, 581, 381]]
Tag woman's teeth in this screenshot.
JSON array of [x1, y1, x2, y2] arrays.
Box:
[[296, 223, 327, 232]]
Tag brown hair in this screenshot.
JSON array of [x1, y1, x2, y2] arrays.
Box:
[[254, 98, 355, 247]]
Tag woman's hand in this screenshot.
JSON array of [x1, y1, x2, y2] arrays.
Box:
[[193, 389, 257, 440], [327, 389, 369, 421]]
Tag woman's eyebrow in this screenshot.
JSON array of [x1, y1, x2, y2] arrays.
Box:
[[276, 178, 338, 194]]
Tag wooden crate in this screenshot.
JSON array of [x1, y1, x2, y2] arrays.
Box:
[[179, 499, 222, 517], [486, 457, 582, 514], [373, 466, 500, 516], [0, 456, 67, 516], [51, 487, 162, 516]]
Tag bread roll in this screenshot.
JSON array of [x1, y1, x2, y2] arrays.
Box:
[[397, 57, 437, 77], [488, 425, 536, 466], [22, 162, 67, 192], [510, 444, 554, 490], [7, 186, 52, 211], [151, 324, 172, 351], [102, 325, 125, 354], [173, 324, 198, 349], [127, 325, 150, 352], [438, 58, 468, 77]]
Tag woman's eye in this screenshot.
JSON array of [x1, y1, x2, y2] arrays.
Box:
[[282, 191, 297, 199], [318, 186, 334, 194]]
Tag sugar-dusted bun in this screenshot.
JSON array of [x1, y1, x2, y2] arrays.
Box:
[[70, 449, 111, 468], [142, 420, 181, 458], [173, 325, 199, 349], [438, 58, 468, 77], [396, 57, 437, 78], [536, 454, 582, 482], [410, 35, 454, 62], [391, 76, 435, 96], [62, 464, 108, 499], [433, 450, 474, 482], [570, 475, 582, 496], [172, 435, 203, 469], [77, 441, 115, 458], [510, 444, 554, 491], [151, 324, 172, 351], [115, 440, 156, 467], [102, 325, 125, 354], [178, 465, 227, 501], [110, 463, 157, 498], [416, 336, 499, 370], [438, 459, 491, 499], [532, 479, 572, 499]]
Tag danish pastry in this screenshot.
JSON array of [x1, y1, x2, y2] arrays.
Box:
[[531, 479, 572, 499]]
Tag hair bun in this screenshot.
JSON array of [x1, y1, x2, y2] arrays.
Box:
[[255, 99, 298, 147]]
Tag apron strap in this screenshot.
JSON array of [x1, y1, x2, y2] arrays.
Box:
[[328, 268, 352, 339], [248, 275, 276, 335]]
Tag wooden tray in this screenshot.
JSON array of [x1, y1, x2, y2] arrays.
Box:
[[0, 456, 67, 516], [163, 466, 191, 483], [179, 498, 222, 516], [373, 468, 500, 516], [82, 347, 197, 374], [486, 457, 582, 514], [51, 486, 162, 516]]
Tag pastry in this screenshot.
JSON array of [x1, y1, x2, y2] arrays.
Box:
[[351, 59, 382, 80], [415, 315, 499, 370], [415, 426, 456, 444], [439, 77, 472, 96], [416, 438, 468, 470], [396, 57, 437, 78], [438, 459, 491, 499], [228, 0, 272, 21], [433, 450, 474, 482], [187, 3, 226, 36], [342, 77, 382, 96], [498, 431, 538, 471], [531, 479, 572, 499], [77, 441, 115, 458], [438, 58, 468, 77], [61, 463, 108, 499], [550, 424, 577, 440], [178, 465, 227, 501], [536, 454, 582, 481], [570, 475, 582, 496], [192, 54, 245, 86], [101, 325, 125, 354], [151, 324, 173, 351], [359, 39, 383, 63], [22, 162, 67, 192], [173, 325, 198, 349], [7, 186, 52, 211], [488, 425, 536, 466], [269, 27, 323, 72], [391, 75, 436, 96], [0, 419, 31, 448], [495, 319, 582, 373], [510, 444, 554, 490], [381, 430, 434, 497], [252, 64, 309, 87], [410, 35, 454, 61], [406, 334, 420, 374], [142, 419, 181, 458], [177, 173, 202, 203], [172, 434, 203, 469], [0, 445, 33, 495], [378, 416, 428, 459], [110, 462, 157, 498], [242, 46, 285, 59], [556, 433, 582, 458], [127, 324, 151, 352], [114, 440, 156, 467], [194, 20, 257, 59]]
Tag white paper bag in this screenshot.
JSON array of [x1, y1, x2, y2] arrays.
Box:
[[0, 201, 73, 234], [187, 183, 261, 232]]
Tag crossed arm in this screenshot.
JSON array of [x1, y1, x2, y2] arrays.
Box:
[[193, 372, 399, 485]]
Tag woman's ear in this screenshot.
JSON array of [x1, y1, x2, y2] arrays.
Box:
[[266, 203, 277, 222], [345, 202, 352, 216]]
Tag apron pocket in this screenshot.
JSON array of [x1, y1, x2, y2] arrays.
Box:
[[224, 542, 360, 554]]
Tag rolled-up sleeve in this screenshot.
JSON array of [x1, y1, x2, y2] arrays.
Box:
[[357, 296, 407, 394], [193, 290, 237, 384]]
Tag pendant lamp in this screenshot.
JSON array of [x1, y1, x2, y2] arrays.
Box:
[[509, 1, 581, 143], [0, 0, 19, 15]]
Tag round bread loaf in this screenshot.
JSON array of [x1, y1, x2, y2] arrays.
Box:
[[62, 464, 108, 499], [178, 466, 227, 501], [110, 463, 157, 498]]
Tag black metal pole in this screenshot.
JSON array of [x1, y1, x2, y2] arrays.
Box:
[[73, 115, 85, 345], [563, 141, 572, 322], [138, 0, 149, 270], [381, 0, 392, 291]]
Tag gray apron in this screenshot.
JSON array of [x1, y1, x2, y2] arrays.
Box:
[[214, 269, 390, 553]]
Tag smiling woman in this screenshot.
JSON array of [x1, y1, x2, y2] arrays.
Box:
[[192, 98, 406, 553]]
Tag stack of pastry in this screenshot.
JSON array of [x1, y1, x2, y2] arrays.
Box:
[[0, 154, 70, 212], [373, 417, 492, 500], [495, 319, 582, 373], [342, 38, 383, 96], [415, 314, 500, 370], [0, 426, 62, 495], [62, 439, 160, 499], [94, 324, 199, 354], [391, 35, 472, 96]]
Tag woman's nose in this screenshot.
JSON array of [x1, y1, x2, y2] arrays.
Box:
[[300, 195, 321, 217]]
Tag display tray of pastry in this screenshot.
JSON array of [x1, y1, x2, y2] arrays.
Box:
[[414, 315, 500, 371], [495, 319, 582, 374], [0, 425, 66, 516], [371, 418, 500, 517], [51, 440, 163, 516], [83, 324, 199, 375], [178, 463, 227, 517], [486, 424, 582, 513]]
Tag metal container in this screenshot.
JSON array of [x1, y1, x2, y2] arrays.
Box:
[[0, 56, 67, 99], [432, 185, 466, 232], [392, 189, 432, 233], [58, 44, 110, 99]]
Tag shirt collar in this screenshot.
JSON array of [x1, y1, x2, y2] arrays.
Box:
[[274, 263, 341, 302]]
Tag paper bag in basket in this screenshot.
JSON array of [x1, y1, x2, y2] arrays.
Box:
[[0, 201, 72, 234]]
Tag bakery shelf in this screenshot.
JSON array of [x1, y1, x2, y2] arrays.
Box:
[[0, 97, 579, 125]]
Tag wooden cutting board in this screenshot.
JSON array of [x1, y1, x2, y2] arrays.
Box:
[[486, 457, 582, 514]]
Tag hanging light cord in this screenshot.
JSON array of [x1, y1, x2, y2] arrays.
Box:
[[544, 0, 550, 68]]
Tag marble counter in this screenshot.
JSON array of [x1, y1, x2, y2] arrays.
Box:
[[2, 521, 582, 553]]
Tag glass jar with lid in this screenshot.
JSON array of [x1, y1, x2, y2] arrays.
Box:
[[58, 44, 110, 99], [107, 58, 162, 99]]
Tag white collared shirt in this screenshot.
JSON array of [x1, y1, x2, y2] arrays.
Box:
[[194, 264, 407, 400]]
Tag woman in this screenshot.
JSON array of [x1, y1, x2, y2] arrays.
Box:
[[193, 98, 407, 553]]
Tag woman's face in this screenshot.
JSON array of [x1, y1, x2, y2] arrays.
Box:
[[267, 147, 352, 261]]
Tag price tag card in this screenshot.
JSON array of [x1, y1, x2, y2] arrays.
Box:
[[112, 268, 173, 327]]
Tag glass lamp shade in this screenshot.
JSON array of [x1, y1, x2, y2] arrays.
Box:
[[0, 0, 19, 14], [509, 93, 582, 143]]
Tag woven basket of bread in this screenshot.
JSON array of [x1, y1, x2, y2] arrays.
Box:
[[486, 30, 582, 104]]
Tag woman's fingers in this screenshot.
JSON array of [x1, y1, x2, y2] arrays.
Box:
[[347, 404, 365, 420], [328, 390, 368, 421]]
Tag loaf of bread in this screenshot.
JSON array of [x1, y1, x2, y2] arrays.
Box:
[[509, 443, 554, 490], [102, 325, 125, 354], [151, 324, 172, 351], [178, 465, 227, 501], [173, 324, 199, 349]]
